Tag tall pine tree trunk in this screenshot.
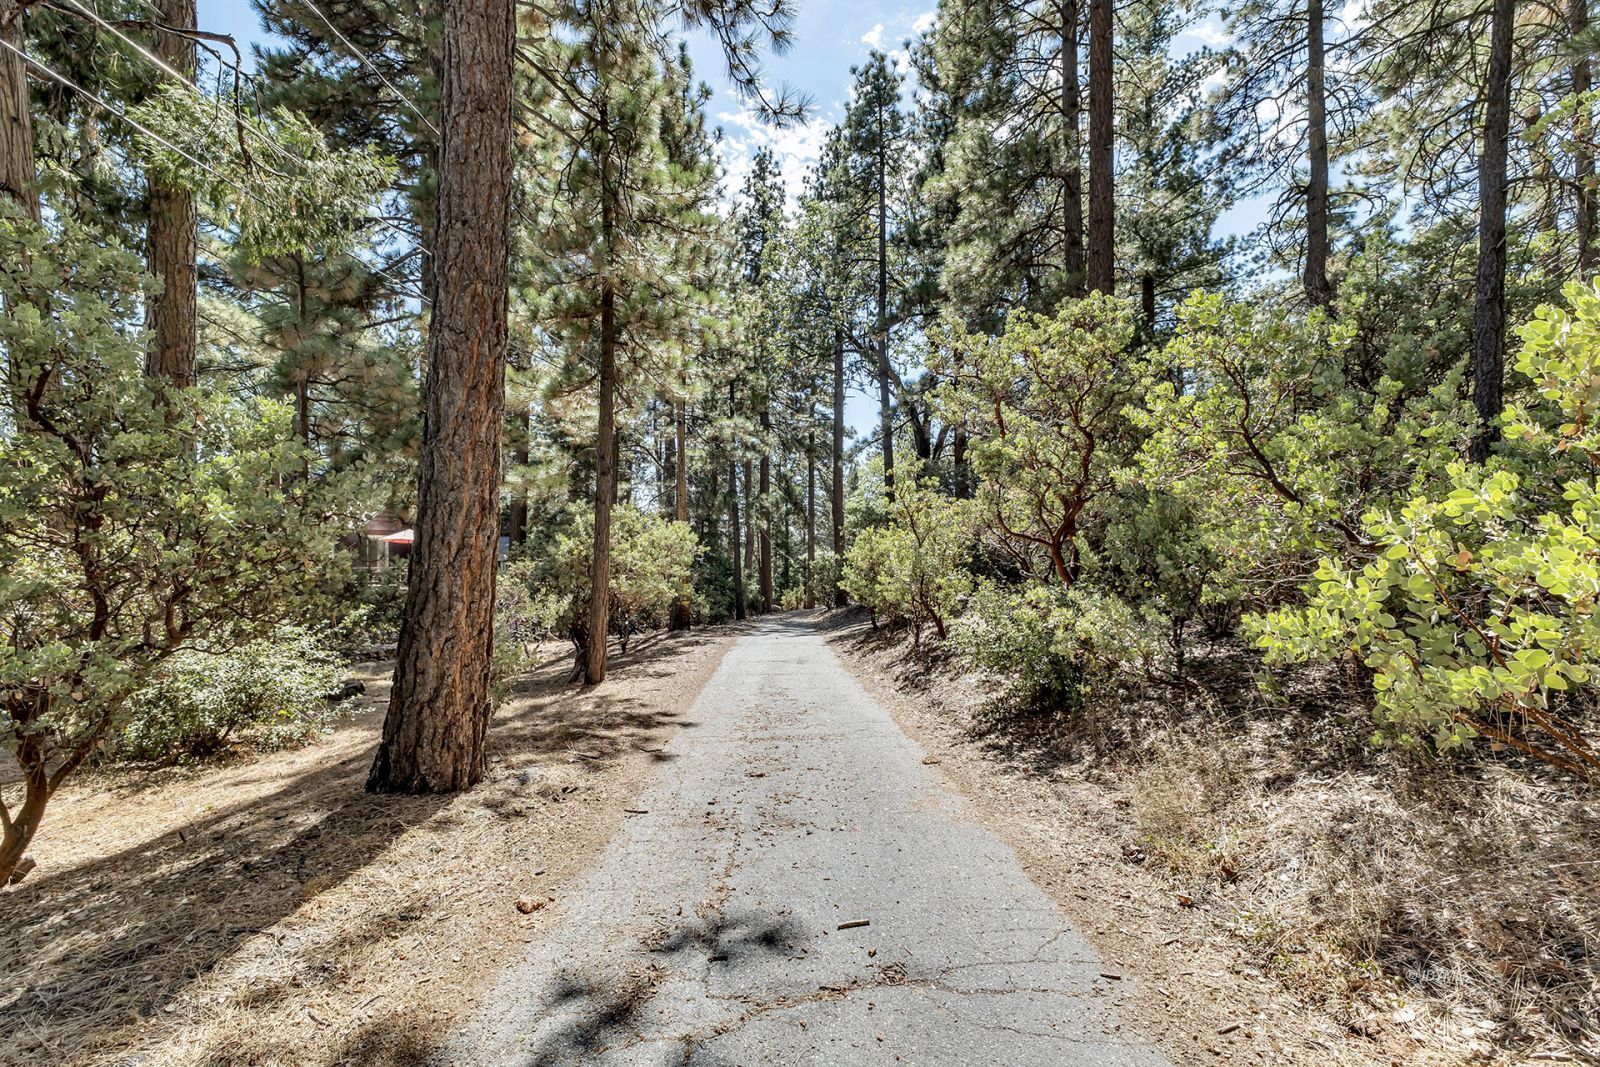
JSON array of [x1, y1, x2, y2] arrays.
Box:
[[832, 331, 847, 608], [1087, 0, 1114, 294], [1470, 0, 1514, 463], [759, 406, 773, 613], [584, 286, 618, 683], [669, 396, 691, 630], [743, 457, 755, 582], [144, 0, 197, 386], [729, 384, 746, 620], [292, 256, 311, 473], [806, 426, 816, 609], [369, 0, 513, 793], [953, 427, 970, 499], [509, 403, 529, 545], [0, 0, 37, 223], [1575, 0, 1595, 277], [1303, 0, 1334, 309], [0, 0, 38, 883], [875, 105, 897, 496], [1059, 0, 1085, 295], [659, 405, 674, 518]]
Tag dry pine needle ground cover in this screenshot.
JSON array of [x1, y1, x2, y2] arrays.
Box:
[[0, 627, 739, 1067]]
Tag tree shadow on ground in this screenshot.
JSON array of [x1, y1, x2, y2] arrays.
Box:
[[512, 905, 806, 1066], [0, 626, 728, 1067]]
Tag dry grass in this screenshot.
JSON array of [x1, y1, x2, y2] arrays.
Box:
[[0, 626, 738, 1067], [1130, 726, 1600, 1059]]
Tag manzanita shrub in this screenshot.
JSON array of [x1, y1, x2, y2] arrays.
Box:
[[503, 505, 700, 660], [840, 463, 977, 644], [0, 212, 347, 884], [118, 629, 346, 762], [1254, 281, 1600, 776], [929, 293, 1151, 587]]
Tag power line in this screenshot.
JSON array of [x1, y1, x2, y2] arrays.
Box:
[[2, 37, 433, 296], [86, 0, 445, 282], [60, 0, 303, 168], [98, 1, 441, 273], [17, 17, 432, 289], [16, 20, 566, 375], [296, 0, 440, 137], [0, 36, 248, 199]]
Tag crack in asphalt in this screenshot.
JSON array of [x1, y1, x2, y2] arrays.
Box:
[[441, 618, 1170, 1066]]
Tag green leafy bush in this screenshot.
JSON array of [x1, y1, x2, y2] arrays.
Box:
[[1254, 281, 1600, 776], [840, 525, 896, 625], [953, 581, 1084, 712], [325, 562, 409, 656], [930, 294, 1152, 586], [117, 629, 346, 762], [506, 505, 699, 655], [0, 212, 347, 883], [953, 581, 1173, 715], [690, 548, 738, 625], [1098, 488, 1217, 674], [1135, 292, 1468, 612], [839, 466, 977, 643]]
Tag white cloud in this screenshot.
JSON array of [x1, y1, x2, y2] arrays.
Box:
[[911, 9, 937, 33], [714, 109, 832, 205], [1181, 21, 1231, 48], [860, 23, 885, 49]]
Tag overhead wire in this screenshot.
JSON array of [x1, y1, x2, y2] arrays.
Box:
[[296, 0, 440, 137], [59, 0, 310, 172], [0, 36, 251, 198], [20, 12, 567, 373]]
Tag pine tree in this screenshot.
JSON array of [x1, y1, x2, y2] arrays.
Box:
[[837, 52, 914, 494], [1087, 0, 1114, 293], [368, 0, 514, 794], [0, 0, 36, 220], [252, 0, 440, 298], [1117, 0, 1229, 332], [927, 0, 1086, 313], [525, 1, 722, 682], [734, 147, 784, 612], [144, 0, 198, 385], [1213, 0, 1357, 308]]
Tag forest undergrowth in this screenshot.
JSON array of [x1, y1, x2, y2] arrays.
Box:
[[829, 611, 1600, 1064]]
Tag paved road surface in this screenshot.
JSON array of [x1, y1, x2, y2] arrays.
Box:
[[444, 617, 1170, 1066]]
